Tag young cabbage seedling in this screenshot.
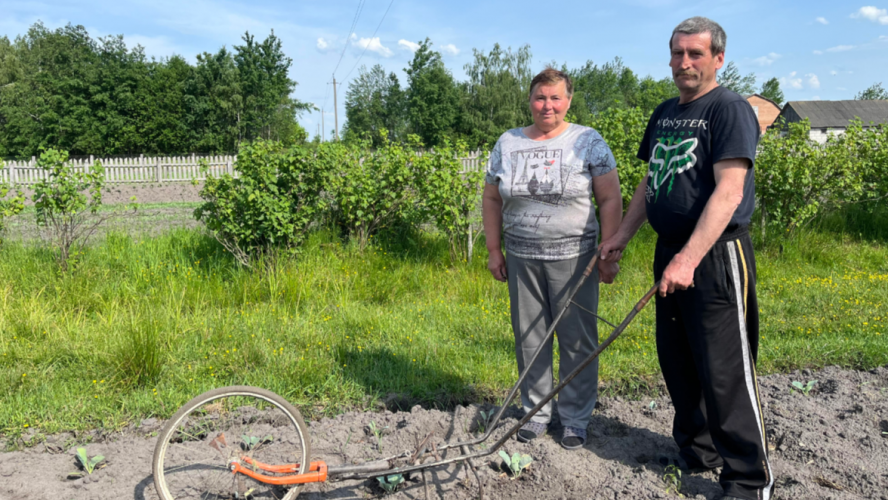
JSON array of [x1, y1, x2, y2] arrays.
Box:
[[791, 380, 818, 396], [477, 409, 494, 434], [68, 447, 105, 478], [498, 450, 532, 478], [241, 435, 273, 450], [368, 421, 387, 452], [662, 464, 684, 497], [376, 473, 405, 494]]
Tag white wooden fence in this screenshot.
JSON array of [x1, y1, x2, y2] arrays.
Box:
[[0, 151, 487, 185]]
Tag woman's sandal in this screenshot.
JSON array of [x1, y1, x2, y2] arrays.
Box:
[[516, 421, 548, 442]]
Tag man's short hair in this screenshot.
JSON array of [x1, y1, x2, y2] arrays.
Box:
[[670, 17, 726, 55], [529, 67, 573, 98]]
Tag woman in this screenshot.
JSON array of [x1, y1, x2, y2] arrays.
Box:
[[482, 67, 622, 449]]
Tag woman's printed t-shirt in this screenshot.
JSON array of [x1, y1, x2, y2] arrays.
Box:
[[637, 86, 759, 243], [485, 124, 617, 261]]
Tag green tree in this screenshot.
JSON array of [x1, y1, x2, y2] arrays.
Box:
[[137, 55, 193, 154], [572, 58, 638, 115], [343, 64, 406, 146], [186, 47, 243, 153], [404, 39, 460, 147], [717, 61, 756, 95], [0, 23, 102, 156], [760, 77, 785, 106], [854, 82, 888, 100], [233, 31, 313, 143], [634, 76, 679, 115], [570, 57, 676, 118], [458, 44, 533, 148], [0, 23, 314, 157]]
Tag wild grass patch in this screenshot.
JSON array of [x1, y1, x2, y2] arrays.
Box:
[[1, 208, 886, 436]]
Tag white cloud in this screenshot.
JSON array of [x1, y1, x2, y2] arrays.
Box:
[[830, 70, 838, 75], [398, 39, 420, 52], [881, 35, 888, 40], [813, 50, 823, 55], [354, 36, 393, 57], [752, 52, 781, 66], [815, 16, 829, 24], [317, 37, 329, 50], [806, 73, 821, 89], [126, 34, 182, 59], [826, 44, 856, 52], [851, 6, 888, 24], [441, 43, 460, 56], [781, 73, 803, 89]]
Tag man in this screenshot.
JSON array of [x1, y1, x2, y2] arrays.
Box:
[[599, 17, 774, 500]]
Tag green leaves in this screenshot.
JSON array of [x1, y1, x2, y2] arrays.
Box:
[[498, 450, 533, 478], [662, 464, 684, 497], [0, 164, 25, 246], [0, 23, 309, 158], [75, 447, 105, 475], [325, 137, 419, 249], [791, 379, 818, 396], [414, 138, 486, 263], [583, 107, 648, 207], [241, 435, 273, 450], [31, 148, 108, 270], [756, 118, 888, 237], [376, 473, 405, 494], [195, 140, 330, 266]]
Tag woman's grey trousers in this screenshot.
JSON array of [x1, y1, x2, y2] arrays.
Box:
[[506, 251, 600, 430]]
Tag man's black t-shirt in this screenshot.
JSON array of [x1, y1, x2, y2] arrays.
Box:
[[637, 86, 759, 243]]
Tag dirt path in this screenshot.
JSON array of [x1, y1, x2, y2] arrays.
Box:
[[1, 365, 885, 500]]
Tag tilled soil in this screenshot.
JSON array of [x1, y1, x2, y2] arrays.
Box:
[[1, 365, 886, 500], [3, 183, 204, 242]]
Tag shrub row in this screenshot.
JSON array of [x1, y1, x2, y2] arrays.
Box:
[[195, 135, 486, 265]]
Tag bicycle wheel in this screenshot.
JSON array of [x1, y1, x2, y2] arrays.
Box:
[[153, 386, 311, 500]]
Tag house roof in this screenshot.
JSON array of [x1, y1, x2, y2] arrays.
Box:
[[743, 94, 782, 109], [781, 100, 888, 128]]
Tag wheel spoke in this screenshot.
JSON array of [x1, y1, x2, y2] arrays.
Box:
[[153, 387, 310, 500]]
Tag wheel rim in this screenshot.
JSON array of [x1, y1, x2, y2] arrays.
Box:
[[155, 392, 309, 500]]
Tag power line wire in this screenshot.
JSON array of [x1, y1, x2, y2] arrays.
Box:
[[332, 0, 367, 76], [321, 81, 331, 112], [343, 0, 397, 81]]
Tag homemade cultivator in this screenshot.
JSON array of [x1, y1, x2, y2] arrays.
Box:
[[152, 251, 659, 499]]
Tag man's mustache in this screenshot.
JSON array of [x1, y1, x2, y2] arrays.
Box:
[[674, 71, 698, 77]]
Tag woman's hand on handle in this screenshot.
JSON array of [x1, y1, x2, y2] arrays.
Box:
[[488, 249, 508, 282]]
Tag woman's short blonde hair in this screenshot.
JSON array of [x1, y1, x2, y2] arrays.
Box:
[[529, 67, 573, 98]]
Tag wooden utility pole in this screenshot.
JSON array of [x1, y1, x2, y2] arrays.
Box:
[[321, 109, 325, 142], [332, 77, 340, 141]]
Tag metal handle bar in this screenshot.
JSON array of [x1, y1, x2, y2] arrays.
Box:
[[326, 280, 660, 479]]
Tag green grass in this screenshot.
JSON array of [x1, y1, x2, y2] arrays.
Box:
[[1, 207, 886, 438]]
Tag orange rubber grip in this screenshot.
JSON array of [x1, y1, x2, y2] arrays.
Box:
[[233, 459, 328, 485]]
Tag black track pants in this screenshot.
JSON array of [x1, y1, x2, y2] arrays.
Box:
[[654, 231, 774, 500]]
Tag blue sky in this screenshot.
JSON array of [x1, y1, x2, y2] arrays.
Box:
[[3, 0, 887, 139]]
